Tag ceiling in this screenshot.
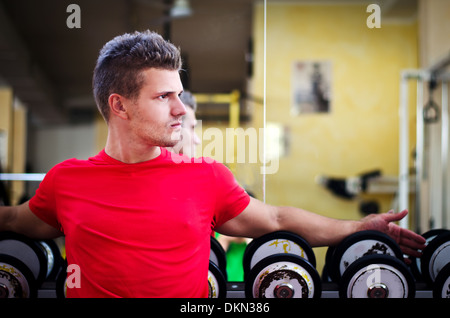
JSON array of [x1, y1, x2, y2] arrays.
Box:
[[0, 0, 417, 126]]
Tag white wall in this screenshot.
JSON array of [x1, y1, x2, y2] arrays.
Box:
[[30, 124, 97, 173]]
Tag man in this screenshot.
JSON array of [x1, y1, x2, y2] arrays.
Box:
[[167, 90, 200, 157], [0, 30, 425, 298]]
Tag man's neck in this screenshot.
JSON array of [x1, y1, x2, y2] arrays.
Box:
[[104, 133, 162, 164]]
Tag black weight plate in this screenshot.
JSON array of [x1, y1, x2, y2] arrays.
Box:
[[330, 230, 403, 282], [421, 231, 450, 286], [245, 253, 321, 298], [0, 253, 37, 298], [409, 229, 449, 281], [210, 236, 227, 279], [243, 231, 316, 277], [321, 264, 333, 283], [433, 262, 450, 298], [325, 245, 336, 267], [339, 254, 415, 298], [0, 232, 48, 285], [322, 245, 336, 282], [56, 260, 67, 298], [208, 260, 227, 298]]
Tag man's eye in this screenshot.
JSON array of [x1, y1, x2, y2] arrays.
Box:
[[159, 93, 169, 99]]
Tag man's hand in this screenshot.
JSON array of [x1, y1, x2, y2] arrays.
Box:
[[360, 210, 426, 258]]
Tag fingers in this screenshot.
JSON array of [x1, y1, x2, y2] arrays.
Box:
[[383, 210, 426, 243], [383, 212, 426, 259], [400, 244, 423, 259], [382, 209, 408, 223], [399, 228, 426, 245], [395, 227, 426, 259]]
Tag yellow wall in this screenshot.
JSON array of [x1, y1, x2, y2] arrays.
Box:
[[0, 88, 13, 173], [0, 87, 27, 204], [252, 3, 418, 272]]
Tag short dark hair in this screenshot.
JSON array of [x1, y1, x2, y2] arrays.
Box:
[[93, 30, 182, 122]]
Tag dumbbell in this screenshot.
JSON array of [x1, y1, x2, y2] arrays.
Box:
[[208, 236, 227, 298], [433, 263, 450, 298], [243, 231, 321, 298], [326, 230, 415, 298], [0, 232, 50, 298], [56, 260, 67, 298], [408, 228, 449, 282], [0, 254, 37, 298], [0, 232, 64, 298], [321, 245, 336, 283], [420, 231, 450, 298]]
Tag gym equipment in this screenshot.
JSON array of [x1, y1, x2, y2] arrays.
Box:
[[339, 254, 415, 298], [0, 232, 48, 286], [398, 67, 450, 231], [210, 236, 227, 278], [409, 228, 449, 281], [421, 231, 450, 287], [243, 230, 316, 276], [423, 76, 440, 124], [55, 260, 67, 298], [328, 230, 404, 282], [321, 245, 336, 282], [316, 170, 381, 200], [208, 236, 227, 298], [0, 254, 37, 298], [245, 254, 321, 298], [0, 232, 64, 298], [243, 231, 321, 298], [325, 230, 416, 298], [433, 262, 450, 298], [208, 260, 227, 298]]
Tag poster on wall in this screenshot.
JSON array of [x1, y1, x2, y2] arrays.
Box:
[[291, 60, 332, 115]]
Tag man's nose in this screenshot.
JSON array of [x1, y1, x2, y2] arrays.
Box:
[[172, 96, 187, 117]]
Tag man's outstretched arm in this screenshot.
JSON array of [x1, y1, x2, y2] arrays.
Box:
[[216, 197, 426, 258], [0, 200, 62, 239]]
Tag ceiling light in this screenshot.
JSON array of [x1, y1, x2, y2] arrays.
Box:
[[170, 0, 192, 18]]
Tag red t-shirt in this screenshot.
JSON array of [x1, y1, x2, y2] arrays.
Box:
[[29, 148, 250, 298]]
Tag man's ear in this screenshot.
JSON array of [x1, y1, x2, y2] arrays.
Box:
[[108, 93, 129, 120]]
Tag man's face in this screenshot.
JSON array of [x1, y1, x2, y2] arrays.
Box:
[[126, 68, 186, 148]]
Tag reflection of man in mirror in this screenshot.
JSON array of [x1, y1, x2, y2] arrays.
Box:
[[311, 63, 330, 112], [167, 90, 200, 157]]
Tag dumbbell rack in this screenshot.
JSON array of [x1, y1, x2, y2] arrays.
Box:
[[211, 230, 450, 299], [33, 281, 435, 298], [224, 282, 434, 298]]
